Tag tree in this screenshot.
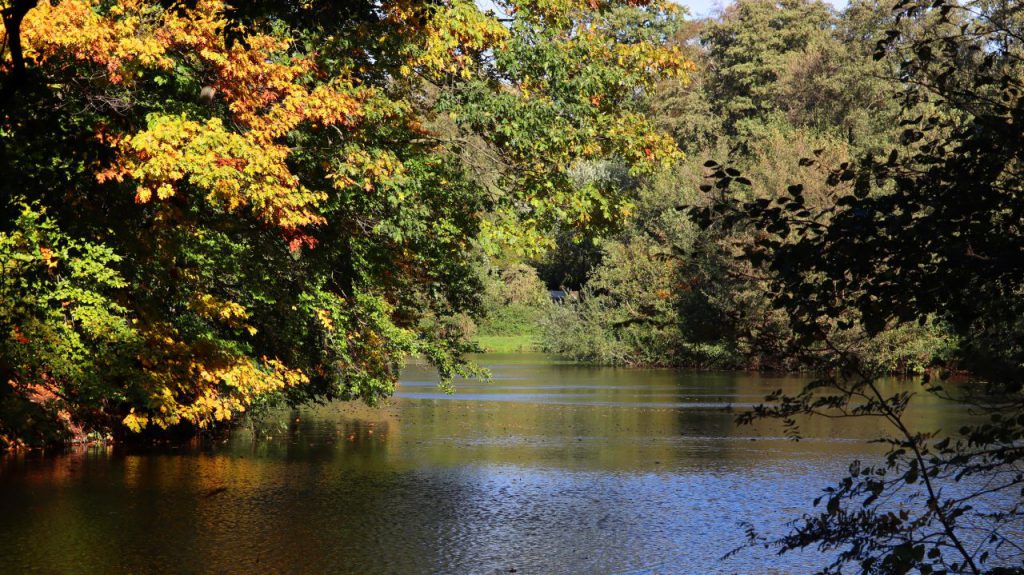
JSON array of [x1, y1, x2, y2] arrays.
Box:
[[0, 0, 688, 446], [540, 0, 945, 371], [775, 0, 904, 148], [701, 0, 834, 137], [692, 0, 1024, 571]]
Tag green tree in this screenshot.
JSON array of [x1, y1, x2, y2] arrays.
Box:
[[475, 262, 550, 337], [701, 0, 834, 137], [541, 0, 945, 371]]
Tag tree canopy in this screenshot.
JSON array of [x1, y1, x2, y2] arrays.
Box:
[[0, 0, 688, 445]]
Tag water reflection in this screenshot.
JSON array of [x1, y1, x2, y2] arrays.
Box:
[[0, 354, 977, 574]]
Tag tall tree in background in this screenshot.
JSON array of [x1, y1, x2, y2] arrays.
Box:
[[0, 0, 688, 446], [701, 0, 833, 137]]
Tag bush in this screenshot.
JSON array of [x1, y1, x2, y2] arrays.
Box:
[[475, 263, 551, 337]]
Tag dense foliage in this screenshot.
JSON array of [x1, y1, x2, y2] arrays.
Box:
[[541, 0, 950, 371], [0, 0, 687, 446], [690, 0, 1024, 572], [474, 262, 550, 338]]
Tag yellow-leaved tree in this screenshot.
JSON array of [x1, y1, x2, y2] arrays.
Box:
[[0, 0, 689, 445]]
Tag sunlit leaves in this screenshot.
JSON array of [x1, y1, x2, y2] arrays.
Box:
[[103, 114, 327, 229], [442, 0, 689, 255], [1, 0, 684, 443], [390, 0, 510, 78]]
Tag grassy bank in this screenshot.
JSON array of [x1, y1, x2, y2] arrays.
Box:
[[475, 335, 540, 353]]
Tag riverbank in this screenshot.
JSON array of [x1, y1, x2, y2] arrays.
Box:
[[475, 334, 540, 353]]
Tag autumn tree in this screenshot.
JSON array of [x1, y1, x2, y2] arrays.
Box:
[[0, 0, 688, 446]]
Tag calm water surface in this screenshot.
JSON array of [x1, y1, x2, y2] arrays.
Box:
[[0, 354, 970, 574]]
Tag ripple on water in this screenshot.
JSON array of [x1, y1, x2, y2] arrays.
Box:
[[0, 354, 991, 574]]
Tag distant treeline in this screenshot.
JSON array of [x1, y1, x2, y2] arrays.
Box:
[[492, 0, 957, 372]]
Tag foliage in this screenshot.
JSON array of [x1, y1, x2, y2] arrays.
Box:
[[701, 0, 833, 137], [476, 263, 551, 337], [532, 228, 605, 291], [0, 0, 687, 445], [475, 334, 540, 354], [542, 0, 951, 373], [0, 204, 132, 446], [543, 166, 686, 365], [691, 0, 1024, 571], [441, 1, 691, 256]]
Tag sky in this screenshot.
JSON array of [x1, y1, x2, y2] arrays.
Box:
[[672, 0, 848, 18], [478, 0, 850, 20]]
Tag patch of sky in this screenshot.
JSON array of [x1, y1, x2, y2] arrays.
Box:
[[476, 0, 850, 20]]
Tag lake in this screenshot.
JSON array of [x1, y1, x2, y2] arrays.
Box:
[[0, 354, 968, 574]]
